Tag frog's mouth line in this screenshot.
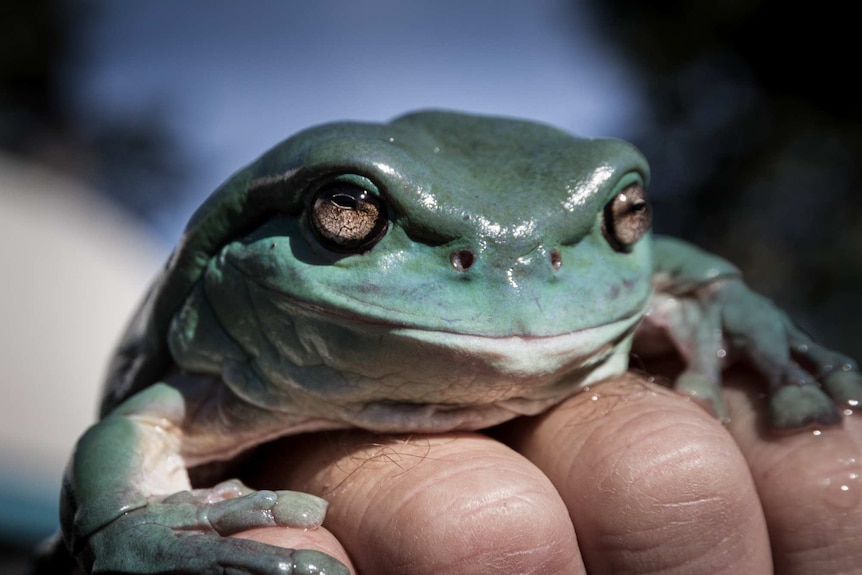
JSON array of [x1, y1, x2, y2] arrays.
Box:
[[255, 275, 651, 343], [391, 311, 644, 386], [265, 283, 648, 381]]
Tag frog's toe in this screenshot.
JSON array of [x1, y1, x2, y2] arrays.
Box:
[[269, 490, 330, 529], [88, 516, 349, 575], [203, 540, 348, 575], [821, 367, 862, 411], [673, 372, 729, 424], [768, 384, 842, 430], [206, 489, 328, 534], [179, 534, 342, 575], [291, 549, 351, 575]]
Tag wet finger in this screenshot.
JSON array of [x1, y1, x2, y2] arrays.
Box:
[[723, 367, 862, 575], [503, 372, 772, 575], [251, 430, 583, 575]]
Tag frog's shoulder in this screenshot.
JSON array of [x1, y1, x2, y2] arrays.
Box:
[[100, 115, 416, 415], [99, 167, 254, 416]]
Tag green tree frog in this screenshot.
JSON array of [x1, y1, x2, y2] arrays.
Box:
[[53, 111, 861, 574]]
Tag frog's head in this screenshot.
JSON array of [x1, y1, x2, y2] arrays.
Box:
[[212, 110, 651, 333], [109, 111, 654, 428]]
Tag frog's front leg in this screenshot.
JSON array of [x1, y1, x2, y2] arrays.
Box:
[[643, 236, 862, 429], [62, 382, 348, 574]]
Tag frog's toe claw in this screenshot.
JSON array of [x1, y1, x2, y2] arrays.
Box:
[[769, 385, 842, 430], [821, 367, 862, 411], [673, 372, 729, 424]]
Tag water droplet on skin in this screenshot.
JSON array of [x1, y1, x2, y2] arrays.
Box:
[[591, 395, 599, 401], [812, 430, 822, 436], [716, 349, 727, 358], [819, 472, 862, 510], [842, 363, 855, 372], [848, 399, 859, 407], [797, 344, 809, 353]]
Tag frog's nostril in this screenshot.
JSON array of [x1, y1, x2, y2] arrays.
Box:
[[550, 249, 562, 270], [451, 249, 475, 271]]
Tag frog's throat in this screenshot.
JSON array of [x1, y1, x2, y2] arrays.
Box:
[[337, 317, 641, 433]]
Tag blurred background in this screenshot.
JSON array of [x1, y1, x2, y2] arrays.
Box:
[[1, 0, 859, 570]]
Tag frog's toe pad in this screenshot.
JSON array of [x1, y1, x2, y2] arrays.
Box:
[[821, 368, 862, 409], [205, 490, 328, 534], [674, 372, 729, 423], [769, 385, 842, 429], [292, 549, 350, 575]]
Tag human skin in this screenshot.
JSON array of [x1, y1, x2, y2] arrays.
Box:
[[234, 368, 862, 575]]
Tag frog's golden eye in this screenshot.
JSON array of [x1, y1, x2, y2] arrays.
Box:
[[310, 182, 388, 252], [602, 183, 651, 251]]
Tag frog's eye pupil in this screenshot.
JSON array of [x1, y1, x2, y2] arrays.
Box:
[[329, 192, 361, 209], [602, 184, 652, 252], [310, 183, 388, 253]]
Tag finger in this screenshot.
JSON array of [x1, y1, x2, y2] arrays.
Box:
[[722, 367, 862, 575], [249, 430, 584, 575], [502, 372, 772, 575]]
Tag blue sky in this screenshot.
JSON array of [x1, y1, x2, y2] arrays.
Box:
[[69, 0, 643, 244]]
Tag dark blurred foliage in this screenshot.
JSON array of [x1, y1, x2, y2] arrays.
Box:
[[0, 0, 188, 225], [582, 0, 862, 360], [0, 0, 67, 152]]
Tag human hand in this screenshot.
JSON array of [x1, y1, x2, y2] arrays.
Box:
[[235, 369, 862, 574]]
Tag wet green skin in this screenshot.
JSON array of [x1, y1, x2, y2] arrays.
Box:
[[56, 111, 861, 575]]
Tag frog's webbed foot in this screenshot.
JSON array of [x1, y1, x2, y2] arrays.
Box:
[[770, 323, 862, 428], [647, 278, 862, 430], [81, 480, 348, 575]]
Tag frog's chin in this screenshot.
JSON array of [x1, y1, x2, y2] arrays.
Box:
[[283, 308, 645, 419], [340, 344, 632, 434]]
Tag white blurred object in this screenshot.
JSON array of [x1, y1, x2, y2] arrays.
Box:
[[0, 155, 164, 541]]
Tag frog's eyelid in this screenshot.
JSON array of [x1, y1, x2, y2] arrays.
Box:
[[609, 171, 646, 196], [601, 183, 652, 252], [247, 168, 301, 193]]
